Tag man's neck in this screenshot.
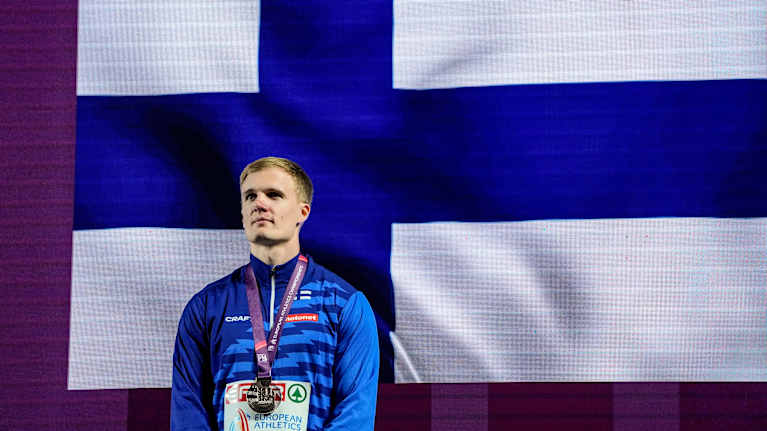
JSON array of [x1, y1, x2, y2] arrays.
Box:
[[250, 240, 300, 266]]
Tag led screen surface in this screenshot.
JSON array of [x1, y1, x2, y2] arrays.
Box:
[[70, 0, 767, 389]]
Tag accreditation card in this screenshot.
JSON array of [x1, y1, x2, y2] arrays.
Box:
[[224, 380, 311, 431]]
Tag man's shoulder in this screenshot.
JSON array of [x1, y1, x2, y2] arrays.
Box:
[[192, 264, 247, 301], [307, 256, 363, 302]]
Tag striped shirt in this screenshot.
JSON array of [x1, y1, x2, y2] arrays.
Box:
[[171, 254, 379, 431]]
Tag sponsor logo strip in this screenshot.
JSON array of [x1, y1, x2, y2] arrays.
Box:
[[226, 382, 286, 404], [286, 313, 318, 323]]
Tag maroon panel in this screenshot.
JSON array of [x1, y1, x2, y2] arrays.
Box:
[[431, 383, 488, 430], [375, 383, 431, 430], [613, 383, 679, 431], [488, 383, 612, 431], [681, 383, 767, 431], [0, 1, 128, 430], [128, 389, 171, 430]]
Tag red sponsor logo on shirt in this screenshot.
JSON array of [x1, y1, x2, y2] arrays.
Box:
[[225, 382, 286, 404], [286, 313, 318, 323]]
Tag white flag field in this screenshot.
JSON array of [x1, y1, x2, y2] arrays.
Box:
[[392, 218, 767, 382]]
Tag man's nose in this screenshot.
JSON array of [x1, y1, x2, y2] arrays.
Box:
[[253, 194, 269, 211]]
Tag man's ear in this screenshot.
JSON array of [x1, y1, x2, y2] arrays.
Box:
[[298, 203, 311, 226]]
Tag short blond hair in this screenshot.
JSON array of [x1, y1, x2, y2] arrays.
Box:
[[239, 157, 313, 205]]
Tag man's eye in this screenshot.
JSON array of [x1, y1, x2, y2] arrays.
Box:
[[268, 192, 281, 199], [246, 193, 256, 201]]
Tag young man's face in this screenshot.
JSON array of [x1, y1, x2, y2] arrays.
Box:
[[240, 167, 310, 247]]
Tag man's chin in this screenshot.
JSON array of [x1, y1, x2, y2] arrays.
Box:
[[251, 235, 284, 247]]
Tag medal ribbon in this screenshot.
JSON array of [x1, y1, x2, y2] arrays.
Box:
[[245, 254, 308, 380]]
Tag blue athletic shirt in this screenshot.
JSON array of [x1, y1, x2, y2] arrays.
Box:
[[171, 254, 379, 431]]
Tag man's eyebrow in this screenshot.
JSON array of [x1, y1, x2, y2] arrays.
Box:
[[241, 187, 284, 196], [264, 187, 284, 195]]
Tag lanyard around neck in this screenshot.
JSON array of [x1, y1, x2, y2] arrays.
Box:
[[244, 254, 308, 380]]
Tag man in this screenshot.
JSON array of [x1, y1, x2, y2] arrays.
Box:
[[171, 157, 379, 431]]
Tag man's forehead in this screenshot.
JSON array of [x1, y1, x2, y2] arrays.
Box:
[[240, 168, 296, 192]]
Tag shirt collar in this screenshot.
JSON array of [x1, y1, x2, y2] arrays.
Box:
[[249, 253, 300, 290]]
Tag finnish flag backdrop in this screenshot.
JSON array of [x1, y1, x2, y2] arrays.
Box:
[[70, 0, 767, 390]]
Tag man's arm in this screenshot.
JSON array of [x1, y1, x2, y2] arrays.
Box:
[[171, 295, 215, 431], [325, 291, 380, 430]]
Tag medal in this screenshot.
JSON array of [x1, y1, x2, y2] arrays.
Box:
[[246, 378, 280, 415], [244, 255, 308, 416]]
